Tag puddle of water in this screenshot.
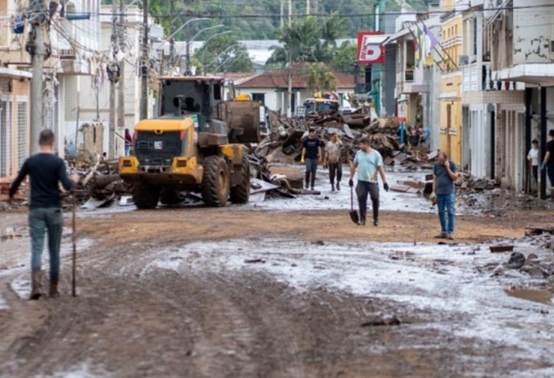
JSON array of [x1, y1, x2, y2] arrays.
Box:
[[505, 287, 554, 305]]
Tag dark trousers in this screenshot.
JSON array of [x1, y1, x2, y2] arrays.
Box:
[[548, 164, 554, 188], [29, 208, 63, 283], [532, 166, 538, 182], [305, 158, 318, 188], [328, 163, 342, 185], [356, 181, 380, 222]]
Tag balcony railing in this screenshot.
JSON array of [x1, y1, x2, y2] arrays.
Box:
[[462, 62, 521, 93], [58, 47, 76, 60]]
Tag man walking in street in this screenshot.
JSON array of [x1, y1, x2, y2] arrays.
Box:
[[302, 128, 323, 190], [433, 151, 458, 240], [325, 133, 343, 192], [9, 129, 76, 300], [349, 138, 389, 226]]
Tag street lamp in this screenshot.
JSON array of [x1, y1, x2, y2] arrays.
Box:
[[168, 18, 209, 64], [185, 24, 224, 75], [213, 50, 248, 73], [199, 30, 232, 64], [205, 44, 240, 74]]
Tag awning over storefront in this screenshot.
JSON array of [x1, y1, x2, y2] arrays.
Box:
[[0, 67, 32, 80]]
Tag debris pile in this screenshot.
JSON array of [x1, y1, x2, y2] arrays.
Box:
[[257, 111, 432, 170], [67, 158, 132, 209], [248, 153, 321, 200]]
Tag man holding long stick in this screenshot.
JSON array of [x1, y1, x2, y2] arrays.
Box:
[[9, 130, 76, 300]]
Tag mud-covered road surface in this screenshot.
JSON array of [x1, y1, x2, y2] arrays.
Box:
[[1, 206, 554, 378]]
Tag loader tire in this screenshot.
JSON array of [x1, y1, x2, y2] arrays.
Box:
[[202, 156, 230, 207], [132, 183, 160, 209], [160, 188, 181, 206], [230, 155, 250, 204]]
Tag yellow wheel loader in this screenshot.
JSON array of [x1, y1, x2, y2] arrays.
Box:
[[119, 76, 261, 209]]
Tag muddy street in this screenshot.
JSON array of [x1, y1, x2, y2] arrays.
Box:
[[2, 202, 554, 378]]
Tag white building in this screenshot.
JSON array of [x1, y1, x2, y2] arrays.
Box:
[[460, 0, 524, 181], [487, 0, 552, 194], [233, 68, 356, 115], [77, 5, 153, 156], [385, 17, 442, 152], [49, 0, 102, 156]]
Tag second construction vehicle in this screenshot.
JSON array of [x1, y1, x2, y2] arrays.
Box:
[[119, 76, 261, 209]]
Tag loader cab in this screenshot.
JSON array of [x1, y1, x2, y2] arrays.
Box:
[[159, 76, 225, 132]]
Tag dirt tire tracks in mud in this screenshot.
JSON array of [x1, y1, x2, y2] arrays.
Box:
[[1, 238, 551, 378]]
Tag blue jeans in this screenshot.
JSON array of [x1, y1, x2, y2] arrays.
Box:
[[125, 145, 131, 156], [29, 208, 63, 282], [436, 193, 455, 234]]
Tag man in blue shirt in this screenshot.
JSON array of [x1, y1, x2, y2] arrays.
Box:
[[349, 138, 389, 226], [9, 130, 76, 299], [433, 151, 458, 239]]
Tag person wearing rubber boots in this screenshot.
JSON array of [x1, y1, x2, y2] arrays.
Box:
[[302, 128, 323, 191], [325, 133, 343, 192], [9, 130, 76, 300], [349, 138, 389, 226]]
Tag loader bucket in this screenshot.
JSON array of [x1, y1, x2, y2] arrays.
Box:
[[220, 101, 261, 144]]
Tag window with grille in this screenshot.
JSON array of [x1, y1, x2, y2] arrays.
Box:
[[17, 102, 28, 169]]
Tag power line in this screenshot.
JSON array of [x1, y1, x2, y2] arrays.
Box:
[[86, 3, 554, 19]]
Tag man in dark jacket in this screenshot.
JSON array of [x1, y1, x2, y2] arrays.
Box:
[[302, 128, 323, 190], [9, 129, 76, 300]]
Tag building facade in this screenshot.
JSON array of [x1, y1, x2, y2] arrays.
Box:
[[0, 69, 32, 179], [488, 0, 552, 194], [235, 69, 356, 115], [460, 1, 524, 181], [439, 0, 463, 165]]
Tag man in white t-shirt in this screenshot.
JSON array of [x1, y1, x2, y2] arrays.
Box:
[[349, 138, 389, 226]]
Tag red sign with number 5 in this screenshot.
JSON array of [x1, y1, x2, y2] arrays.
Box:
[[357, 32, 385, 64]]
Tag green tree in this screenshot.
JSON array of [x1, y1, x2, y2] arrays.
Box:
[[330, 42, 358, 73], [194, 35, 254, 73], [122, 0, 433, 41], [303, 62, 337, 93], [266, 13, 346, 68]]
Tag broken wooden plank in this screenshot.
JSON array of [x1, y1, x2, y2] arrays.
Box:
[[390, 185, 410, 193], [250, 179, 279, 195], [427, 150, 439, 161], [525, 226, 554, 237], [401, 180, 425, 189], [490, 245, 514, 253]]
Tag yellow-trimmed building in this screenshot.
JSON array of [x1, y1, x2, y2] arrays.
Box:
[[439, 0, 463, 165]]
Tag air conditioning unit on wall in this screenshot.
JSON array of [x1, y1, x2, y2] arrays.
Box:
[[458, 55, 469, 66]]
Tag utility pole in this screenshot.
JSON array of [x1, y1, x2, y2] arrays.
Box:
[[280, 0, 284, 29], [108, 0, 118, 159], [169, 0, 175, 74], [288, 0, 292, 26], [140, 0, 149, 120], [286, 0, 292, 117], [28, 0, 48, 155], [117, 0, 126, 157], [306, 0, 310, 15]]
